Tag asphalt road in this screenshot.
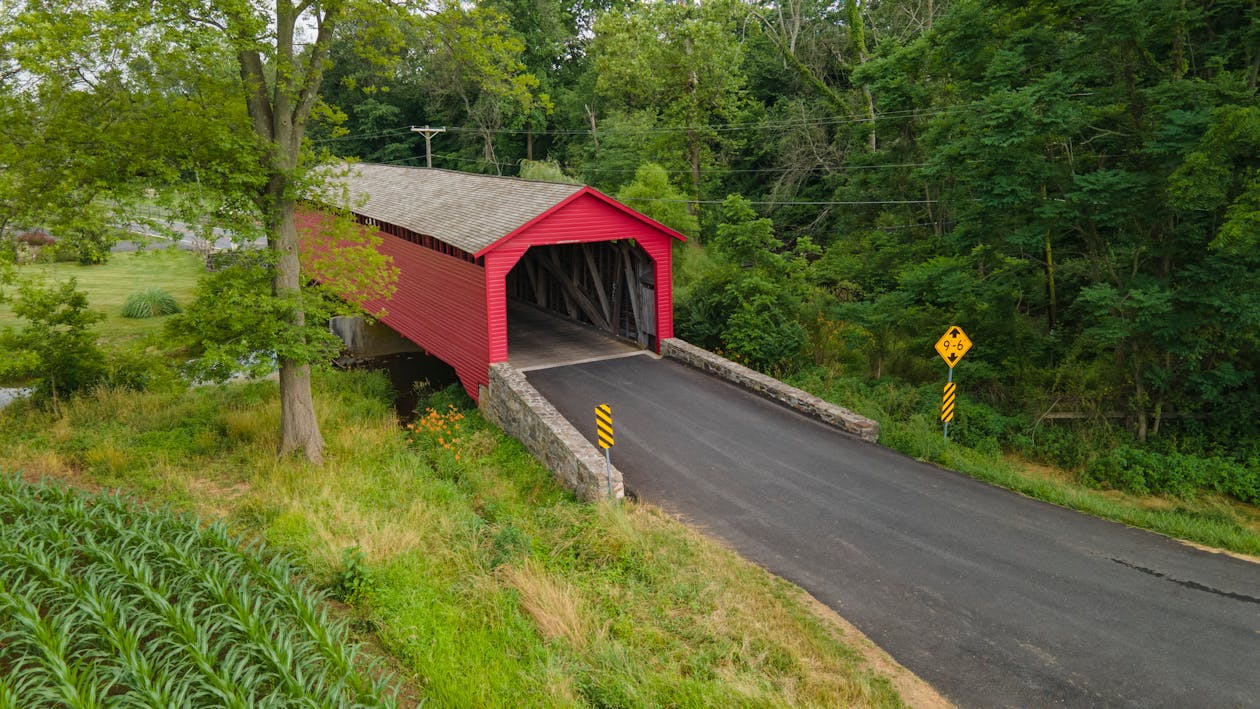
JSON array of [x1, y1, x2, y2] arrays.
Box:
[[527, 354, 1260, 708]]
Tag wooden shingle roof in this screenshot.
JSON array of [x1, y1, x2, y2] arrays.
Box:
[[328, 163, 583, 254]]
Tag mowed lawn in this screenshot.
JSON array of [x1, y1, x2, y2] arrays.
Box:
[[0, 249, 203, 345]]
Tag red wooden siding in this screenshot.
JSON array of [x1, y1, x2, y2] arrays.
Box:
[[483, 190, 678, 363], [298, 209, 490, 400], [372, 237, 488, 400]]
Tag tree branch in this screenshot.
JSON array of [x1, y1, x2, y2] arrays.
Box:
[[237, 49, 274, 142], [183, 12, 228, 32], [293, 3, 338, 133]]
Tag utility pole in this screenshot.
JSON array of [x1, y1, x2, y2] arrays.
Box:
[[409, 125, 446, 168]]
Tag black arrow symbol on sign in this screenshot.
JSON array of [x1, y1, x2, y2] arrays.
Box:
[[950, 328, 961, 337], [949, 353, 958, 363]]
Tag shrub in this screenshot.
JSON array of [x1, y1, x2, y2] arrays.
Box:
[[17, 230, 56, 247], [101, 346, 183, 393], [943, 396, 1024, 456], [205, 248, 271, 272], [1026, 425, 1094, 470], [121, 287, 181, 319], [63, 225, 118, 265], [1083, 446, 1260, 504], [0, 278, 105, 403]]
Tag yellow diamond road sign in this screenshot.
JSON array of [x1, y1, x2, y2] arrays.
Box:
[[935, 326, 973, 367]]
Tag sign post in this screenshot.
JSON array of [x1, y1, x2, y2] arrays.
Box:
[[933, 326, 972, 441], [595, 404, 614, 497]]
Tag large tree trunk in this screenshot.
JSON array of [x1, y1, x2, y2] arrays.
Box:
[[233, 0, 338, 465], [279, 360, 324, 460], [271, 194, 325, 463]]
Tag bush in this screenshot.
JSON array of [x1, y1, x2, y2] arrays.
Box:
[[941, 396, 1024, 456], [1083, 446, 1260, 504], [63, 226, 118, 265], [121, 287, 181, 318], [101, 346, 183, 393], [0, 278, 105, 403], [1026, 425, 1095, 470], [17, 230, 55, 247], [205, 248, 271, 272]]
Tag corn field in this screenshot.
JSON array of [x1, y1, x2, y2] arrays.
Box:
[[0, 474, 401, 708]]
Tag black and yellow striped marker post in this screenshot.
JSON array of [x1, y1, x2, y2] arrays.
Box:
[[595, 404, 614, 497], [935, 326, 972, 442]]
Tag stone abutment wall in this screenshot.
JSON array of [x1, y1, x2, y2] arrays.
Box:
[[660, 338, 880, 443], [480, 363, 624, 502]]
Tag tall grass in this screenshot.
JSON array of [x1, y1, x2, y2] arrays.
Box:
[[0, 474, 399, 707]]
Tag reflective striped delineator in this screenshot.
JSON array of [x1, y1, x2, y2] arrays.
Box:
[[595, 404, 614, 449], [941, 382, 956, 423]]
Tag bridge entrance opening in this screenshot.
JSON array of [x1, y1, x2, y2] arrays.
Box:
[[505, 241, 656, 367]]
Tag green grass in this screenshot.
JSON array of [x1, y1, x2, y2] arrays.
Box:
[[0, 372, 910, 707], [0, 474, 400, 707], [0, 249, 202, 345], [789, 369, 1260, 557]]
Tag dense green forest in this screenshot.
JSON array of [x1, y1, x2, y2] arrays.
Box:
[[312, 0, 1260, 466], [2, 0, 1258, 498]]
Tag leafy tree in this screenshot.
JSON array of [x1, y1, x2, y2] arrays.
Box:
[[51, 206, 119, 265], [677, 195, 807, 370], [0, 278, 105, 405], [615, 163, 699, 237], [414, 1, 552, 172], [518, 159, 580, 184], [5, 0, 404, 462], [913, 0, 1260, 438], [591, 0, 753, 201], [167, 259, 340, 384], [1169, 105, 1260, 252]]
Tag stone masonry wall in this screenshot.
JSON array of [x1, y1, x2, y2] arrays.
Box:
[[480, 363, 624, 502], [660, 338, 880, 443]]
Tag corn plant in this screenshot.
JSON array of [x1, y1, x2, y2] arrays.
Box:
[[0, 474, 403, 708]]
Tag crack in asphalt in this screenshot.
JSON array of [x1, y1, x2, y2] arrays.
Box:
[[1111, 558, 1260, 605]]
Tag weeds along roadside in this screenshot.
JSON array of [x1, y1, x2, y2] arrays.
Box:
[[787, 367, 1260, 557], [0, 370, 908, 708]]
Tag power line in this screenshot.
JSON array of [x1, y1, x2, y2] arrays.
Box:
[[443, 105, 976, 136], [581, 163, 928, 174], [313, 105, 978, 145], [375, 154, 933, 207], [311, 127, 413, 144], [388, 151, 925, 174], [620, 197, 936, 205]]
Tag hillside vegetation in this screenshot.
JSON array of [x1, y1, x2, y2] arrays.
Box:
[[0, 372, 912, 707], [3, 0, 1257, 532]]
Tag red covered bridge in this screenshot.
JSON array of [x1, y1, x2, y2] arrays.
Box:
[[301, 164, 686, 400]]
